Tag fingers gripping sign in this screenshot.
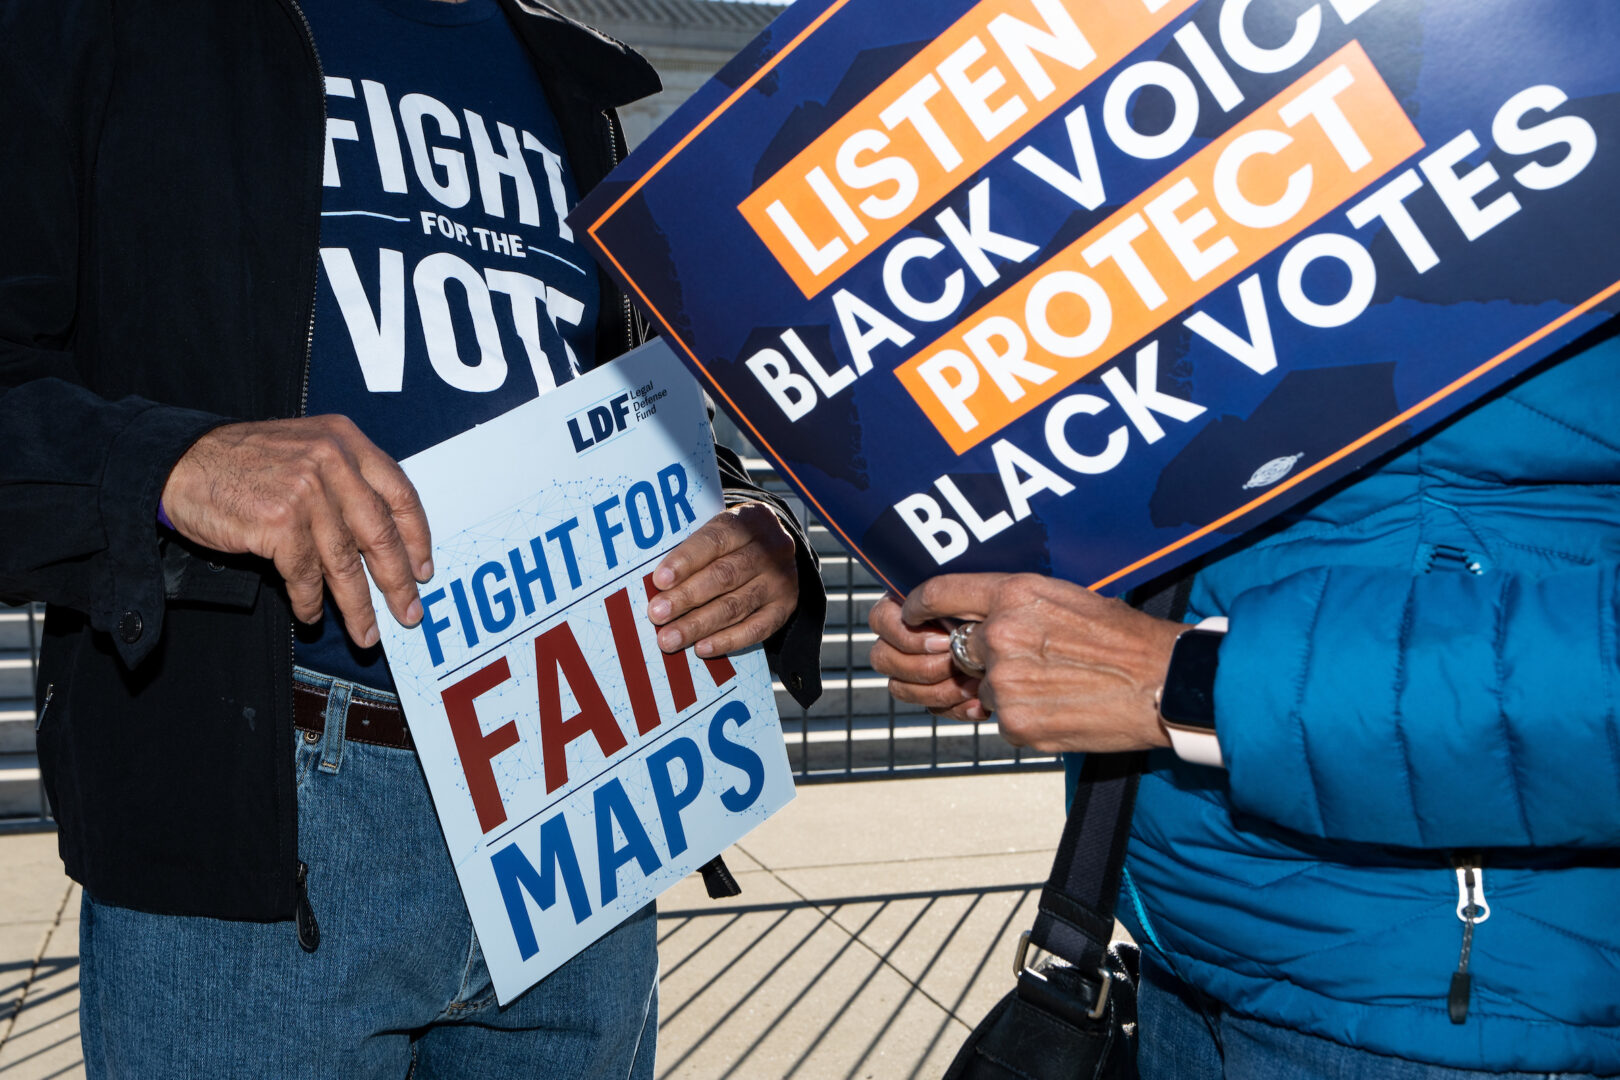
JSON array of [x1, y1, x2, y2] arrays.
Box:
[[892, 573, 1185, 753], [866, 594, 988, 722], [646, 501, 799, 658], [161, 415, 434, 649]]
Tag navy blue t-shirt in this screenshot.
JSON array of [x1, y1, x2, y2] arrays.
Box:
[[295, 0, 600, 689]]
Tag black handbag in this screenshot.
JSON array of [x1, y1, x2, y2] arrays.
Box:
[[944, 578, 1188, 1080], [942, 751, 1145, 1080]]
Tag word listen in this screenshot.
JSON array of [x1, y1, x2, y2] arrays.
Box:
[[743, 0, 1389, 431], [742, 0, 1384, 297], [742, 0, 1196, 296]]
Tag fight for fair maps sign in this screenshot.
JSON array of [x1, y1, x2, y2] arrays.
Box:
[[575, 0, 1620, 596], [372, 341, 793, 1003]]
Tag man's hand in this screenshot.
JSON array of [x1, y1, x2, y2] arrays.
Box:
[[873, 573, 1184, 753], [161, 416, 432, 648], [647, 502, 798, 657]]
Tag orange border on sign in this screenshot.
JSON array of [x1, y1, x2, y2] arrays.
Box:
[[587, 5, 1620, 598], [587, 0, 907, 594]]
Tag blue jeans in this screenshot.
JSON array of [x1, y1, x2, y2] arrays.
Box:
[[79, 669, 658, 1079], [1138, 955, 1611, 1080]]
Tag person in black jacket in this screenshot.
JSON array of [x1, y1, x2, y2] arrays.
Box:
[[0, 0, 824, 1075]]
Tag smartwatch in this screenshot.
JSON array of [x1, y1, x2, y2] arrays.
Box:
[[1156, 616, 1228, 768]]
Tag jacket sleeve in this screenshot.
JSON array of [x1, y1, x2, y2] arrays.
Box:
[[1215, 563, 1620, 849], [0, 4, 228, 669], [715, 441, 826, 709]]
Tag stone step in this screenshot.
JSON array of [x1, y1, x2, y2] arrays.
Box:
[[818, 630, 878, 671], [779, 716, 1053, 775], [823, 589, 885, 630], [0, 753, 48, 819], [0, 707, 36, 754], [775, 709, 978, 737], [774, 673, 931, 718], [816, 555, 881, 590], [0, 656, 34, 701], [806, 524, 849, 558], [0, 606, 40, 651]]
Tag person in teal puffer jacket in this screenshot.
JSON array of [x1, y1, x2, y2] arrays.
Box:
[[869, 327, 1620, 1078]]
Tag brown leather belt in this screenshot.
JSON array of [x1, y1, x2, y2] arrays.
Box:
[[293, 681, 413, 751]]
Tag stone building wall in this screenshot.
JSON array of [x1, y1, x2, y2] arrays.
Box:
[[543, 0, 786, 148]]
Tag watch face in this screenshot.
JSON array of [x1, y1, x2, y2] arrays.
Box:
[[1161, 630, 1221, 731]]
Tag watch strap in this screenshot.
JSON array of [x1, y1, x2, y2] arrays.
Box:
[[1160, 616, 1227, 768]]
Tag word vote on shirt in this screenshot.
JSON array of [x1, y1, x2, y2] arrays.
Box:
[[304, 0, 600, 462], [296, 0, 602, 684]]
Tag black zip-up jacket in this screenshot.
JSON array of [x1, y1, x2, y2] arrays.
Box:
[[0, 0, 824, 922]]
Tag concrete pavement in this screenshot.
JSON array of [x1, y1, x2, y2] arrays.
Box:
[[0, 770, 1066, 1079], [0, 830, 79, 1080]]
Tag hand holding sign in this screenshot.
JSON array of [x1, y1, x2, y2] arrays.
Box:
[[370, 341, 795, 1003], [876, 572, 1181, 752], [649, 501, 799, 658], [162, 415, 433, 648]]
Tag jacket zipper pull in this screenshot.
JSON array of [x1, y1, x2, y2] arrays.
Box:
[[295, 861, 321, 954], [1448, 854, 1489, 1024]]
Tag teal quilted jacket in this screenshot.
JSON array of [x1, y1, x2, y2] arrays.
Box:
[[1120, 329, 1620, 1073]]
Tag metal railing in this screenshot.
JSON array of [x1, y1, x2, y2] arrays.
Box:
[[0, 601, 52, 829]]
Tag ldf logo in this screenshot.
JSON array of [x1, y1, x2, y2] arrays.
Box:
[[568, 394, 634, 453]]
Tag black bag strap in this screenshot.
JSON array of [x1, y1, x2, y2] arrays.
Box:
[[1018, 575, 1193, 997], [1026, 752, 1144, 979]]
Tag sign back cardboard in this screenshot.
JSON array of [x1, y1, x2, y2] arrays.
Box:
[[575, 0, 1620, 596], [372, 340, 793, 1003]]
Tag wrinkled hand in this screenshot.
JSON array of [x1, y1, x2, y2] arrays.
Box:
[[876, 573, 1184, 753], [647, 502, 798, 657], [868, 595, 987, 721], [161, 416, 432, 648]]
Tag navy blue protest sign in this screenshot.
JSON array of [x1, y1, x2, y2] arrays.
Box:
[[575, 0, 1620, 596]]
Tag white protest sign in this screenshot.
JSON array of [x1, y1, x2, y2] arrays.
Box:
[[373, 339, 794, 1003]]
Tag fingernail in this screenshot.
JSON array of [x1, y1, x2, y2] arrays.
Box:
[[658, 628, 682, 651], [648, 598, 671, 621], [965, 703, 987, 721], [654, 566, 676, 589], [364, 625, 380, 649], [418, 560, 434, 582], [405, 599, 423, 626], [695, 639, 714, 657], [924, 634, 951, 653]]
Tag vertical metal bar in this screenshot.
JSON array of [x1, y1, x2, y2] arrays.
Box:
[[27, 603, 48, 822], [800, 709, 810, 778], [799, 517, 812, 780], [25, 602, 39, 682], [930, 707, 939, 771], [843, 553, 853, 778], [973, 715, 981, 769], [886, 674, 895, 774]]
